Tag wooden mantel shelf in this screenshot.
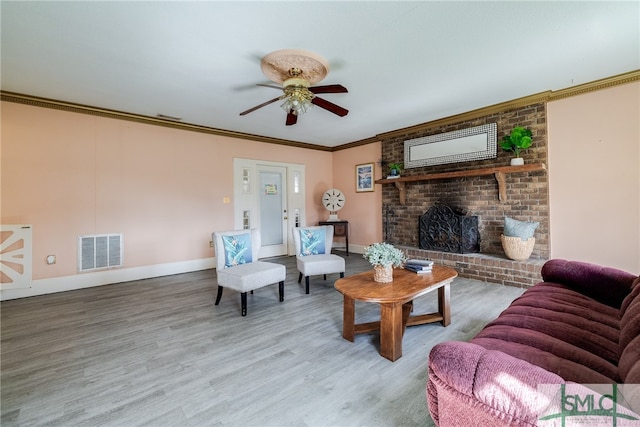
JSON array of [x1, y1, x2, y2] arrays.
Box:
[[375, 163, 547, 204]]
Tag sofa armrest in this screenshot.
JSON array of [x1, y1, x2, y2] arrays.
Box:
[[427, 341, 564, 426], [541, 259, 637, 308]]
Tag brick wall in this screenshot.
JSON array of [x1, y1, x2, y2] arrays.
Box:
[[380, 102, 549, 286]]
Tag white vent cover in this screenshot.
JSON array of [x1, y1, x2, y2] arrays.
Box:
[[1, 224, 33, 290], [78, 234, 123, 272]]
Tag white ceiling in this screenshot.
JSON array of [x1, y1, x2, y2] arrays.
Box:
[[2, 1, 638, 148]]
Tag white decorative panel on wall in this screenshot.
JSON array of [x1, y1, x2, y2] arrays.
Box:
[[404, 123, 497, 168], [0, 225, 33, 290], [78, 234, 123, 272]]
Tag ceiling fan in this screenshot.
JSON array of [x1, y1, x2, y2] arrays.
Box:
[[239, 49, 349, 126]]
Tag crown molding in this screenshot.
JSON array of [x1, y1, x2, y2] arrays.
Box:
[[3, 70, 637, 152], [375, 91, 552, 142], [372, 69, 640, 143], [331, 136, 380, 151], [548, 69, 640, 101], [0, 91, 333, 152]]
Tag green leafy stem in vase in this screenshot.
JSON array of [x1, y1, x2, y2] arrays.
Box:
[[500, 126, 532, 158]]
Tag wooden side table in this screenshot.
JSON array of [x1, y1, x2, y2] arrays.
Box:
[[319, 220, 349, 255]]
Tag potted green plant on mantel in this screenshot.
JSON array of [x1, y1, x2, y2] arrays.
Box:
[[388, 162, 403, 178], [363, 242, 407, 283], [500, 126, 532, 166]]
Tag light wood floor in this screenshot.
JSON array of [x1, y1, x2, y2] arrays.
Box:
[[1, 253, 525, 427]]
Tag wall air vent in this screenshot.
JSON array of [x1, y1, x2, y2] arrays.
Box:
[[78, 234, 123, 272]]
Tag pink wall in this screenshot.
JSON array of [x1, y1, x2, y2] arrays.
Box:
[[1, 102, 334, 280], [547, 82, 639, 273], [331, 142, 383, 247], [4, 80, 636, 293]]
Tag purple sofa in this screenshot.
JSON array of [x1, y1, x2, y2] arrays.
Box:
[[427, 259, 640, 426]]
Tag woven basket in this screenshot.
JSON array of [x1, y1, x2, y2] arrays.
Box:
[[373, 265, 393, 283], [501, 235, 535, 261]]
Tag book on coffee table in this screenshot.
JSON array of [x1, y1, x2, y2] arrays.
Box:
[[406, 259, 434, 267], [404, 264, 432, 274], [405, 264, 432, 271]]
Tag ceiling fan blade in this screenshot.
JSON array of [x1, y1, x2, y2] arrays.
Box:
[[309, 84, 348, 94], [256, 83, 283, 90], [239, 96, 281, 116], [311, 97, 349, 117], [286, 111, 297, 126]]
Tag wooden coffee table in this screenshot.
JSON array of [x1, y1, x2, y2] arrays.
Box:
[[334, 265, 458, 361]]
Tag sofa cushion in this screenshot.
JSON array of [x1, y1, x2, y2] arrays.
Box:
[[541, 259, 637, 308], [514, 283, 621, 329], [471, 282, 622, 383], [620, 336, 640, 383], [621, 277, 640, 315], [428, 341, 565, 426], [620, 281, 640, 382], [621, 280, 640, 349]]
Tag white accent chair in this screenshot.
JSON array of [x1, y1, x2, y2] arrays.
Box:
[[292, 225, 345, 294], [213, 229, 286, 316]]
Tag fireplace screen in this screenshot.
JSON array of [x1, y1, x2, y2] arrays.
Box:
[[419, 204, 480, 253]]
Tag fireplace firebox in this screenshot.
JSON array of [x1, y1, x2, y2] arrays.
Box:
[[419, 204, 480, 253]]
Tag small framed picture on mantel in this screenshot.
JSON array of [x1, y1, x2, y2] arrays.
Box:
[[356, 163, 374, 193]]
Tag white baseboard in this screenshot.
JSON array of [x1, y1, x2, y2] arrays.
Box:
[[335, 244, 365, 255], [0, 257, 216, 301]]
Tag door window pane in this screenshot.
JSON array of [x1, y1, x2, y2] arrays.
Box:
[[259, 171, 283, 246]]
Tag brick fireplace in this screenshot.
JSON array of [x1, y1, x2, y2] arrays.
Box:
[[378, 101, 549, 287]]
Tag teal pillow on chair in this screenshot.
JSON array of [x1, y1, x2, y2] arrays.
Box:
[[222, 233, 253, 267], [299, 228, 326, 256], [504, 217, 539, 241]]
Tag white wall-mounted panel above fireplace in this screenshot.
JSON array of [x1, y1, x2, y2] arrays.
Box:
[[405, 123, 497, 168]]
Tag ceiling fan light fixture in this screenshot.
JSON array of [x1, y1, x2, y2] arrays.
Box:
[[239, 48, 347, 124], [282, 76, 309, 88], [280, 85, 314, 116]]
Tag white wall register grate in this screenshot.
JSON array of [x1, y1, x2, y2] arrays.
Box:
[[78, 234, 123, 272], [1, 225, 33, 290]]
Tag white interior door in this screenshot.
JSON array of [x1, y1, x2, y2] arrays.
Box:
[[258, 165, 287, 257], [234, 159, 306, 258]]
